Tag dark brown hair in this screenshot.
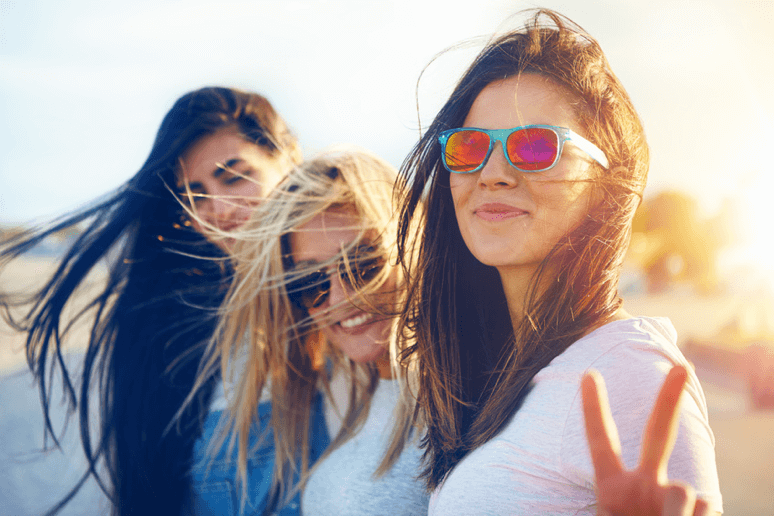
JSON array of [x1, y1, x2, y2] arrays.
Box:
[[395, 9, 649, 489], [0, 87, 300, 515]]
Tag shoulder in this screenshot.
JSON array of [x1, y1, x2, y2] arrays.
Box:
[[558, 318, 722, 510], [557, 316, 703, 441], [542, 317, 688, 394], [563, 316, 682, 367]]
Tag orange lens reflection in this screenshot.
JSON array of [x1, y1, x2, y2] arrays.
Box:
[[444, 130, 490, 173]]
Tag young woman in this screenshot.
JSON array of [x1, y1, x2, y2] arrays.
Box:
[[0, 87, 329, 516], [394, 9, 722, 515], [197, 148, 429, 515]]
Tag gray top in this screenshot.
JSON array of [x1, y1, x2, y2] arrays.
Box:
[[302, 376, 428, 516]]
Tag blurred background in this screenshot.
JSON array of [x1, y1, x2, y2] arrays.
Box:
[[1, 0, 773, 514]]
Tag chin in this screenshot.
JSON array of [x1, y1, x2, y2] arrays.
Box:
[[468, 246, 515, 268], [335, 333, 390, 365], [352, 346, 389, 365]]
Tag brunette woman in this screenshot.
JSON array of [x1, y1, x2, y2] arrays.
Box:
[[0, 87, 328, 515], [395, 9, 722, 515]]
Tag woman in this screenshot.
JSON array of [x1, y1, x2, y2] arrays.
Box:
[[198, 148, 429, 515], [0, 87, 328, 516], [394, 9, 722, 515]]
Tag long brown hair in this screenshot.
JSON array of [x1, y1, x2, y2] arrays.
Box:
[[395, 9, 649, 489], [0, 87, 301, 515]]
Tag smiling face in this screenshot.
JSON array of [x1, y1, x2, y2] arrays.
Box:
[[289, 209, 395, 366], [449, 73, 598, 279], [177, 127, 292, 250]]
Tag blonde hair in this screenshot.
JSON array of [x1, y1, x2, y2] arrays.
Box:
[[192, 146, 415, 509]]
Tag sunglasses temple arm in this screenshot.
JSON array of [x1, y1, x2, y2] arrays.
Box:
[[567, 130, 609, 169]]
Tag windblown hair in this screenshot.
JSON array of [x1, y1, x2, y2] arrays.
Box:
[[192, 147, 414, 510], [395, 9, 649, 489], [0, 87, 300, 515]]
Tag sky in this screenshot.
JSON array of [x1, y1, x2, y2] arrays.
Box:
[[1, 0, 772, 230]]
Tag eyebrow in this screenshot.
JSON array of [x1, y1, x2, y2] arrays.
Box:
[[178, 158, 245, 192], [212, 158, 244, 178], [184, 181, 204, 192]]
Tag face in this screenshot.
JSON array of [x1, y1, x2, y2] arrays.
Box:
[[177, 127, 292, 250], [449, 73, 597, 276], [289, 209, 396, 364]]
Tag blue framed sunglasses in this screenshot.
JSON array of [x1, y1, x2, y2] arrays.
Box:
[[437, 124, 609, 174]]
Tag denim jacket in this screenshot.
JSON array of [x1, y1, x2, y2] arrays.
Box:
[[190, 393, 330, 515]]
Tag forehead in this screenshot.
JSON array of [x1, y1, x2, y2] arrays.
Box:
[[290, 209, 366, 264], [464, 73, 582, 132], [176, 127, 274, 185]]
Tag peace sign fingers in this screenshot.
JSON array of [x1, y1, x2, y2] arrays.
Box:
[[581, 364, 716, 516]]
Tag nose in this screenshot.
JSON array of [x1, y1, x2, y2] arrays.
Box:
[[324, 271, 352, 310], [478, 141, 519, 189], [203, 196, 238, 228]]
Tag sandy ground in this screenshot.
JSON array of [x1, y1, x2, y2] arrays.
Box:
[[1, 257, 773, 514]]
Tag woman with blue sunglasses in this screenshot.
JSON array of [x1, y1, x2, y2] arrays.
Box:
[[394, 8, 722, 515]]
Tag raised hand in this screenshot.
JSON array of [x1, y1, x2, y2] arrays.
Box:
[[581, 365, 713, 516]]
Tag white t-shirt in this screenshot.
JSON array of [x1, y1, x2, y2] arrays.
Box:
[[302, 373, 429, 516], [428, 317, 723, 515]]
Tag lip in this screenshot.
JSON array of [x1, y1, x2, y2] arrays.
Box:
[[329, 308, 384, 335], [473, 203, 528, 221]]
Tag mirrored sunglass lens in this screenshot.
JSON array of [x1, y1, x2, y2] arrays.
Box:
[[287, 271, 329, 309], [339, 256, 384, 287], [445, 130, 490, 173], [506, 127, 559, 171], [356, 257, 384, 283], [305, 287, 329, 308]]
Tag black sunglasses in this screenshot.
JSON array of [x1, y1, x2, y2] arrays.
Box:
[[285, 244, 386, 310]]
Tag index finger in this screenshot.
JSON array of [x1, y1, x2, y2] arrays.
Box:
[[640, 364, 688, 481], [581, 369, 624, 481]]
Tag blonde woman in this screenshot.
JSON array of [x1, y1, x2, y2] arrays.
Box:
[[193, 148, 427, 515]]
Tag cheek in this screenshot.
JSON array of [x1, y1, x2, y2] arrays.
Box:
[[533, 180, 594, 235], [234, 181, 262, 203], [306, 307, 328, 329], [373, 278, 398, 309], [449, 175, 474, 222]]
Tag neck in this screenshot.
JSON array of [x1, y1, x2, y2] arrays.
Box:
[[497, 264, 540, 331], [376, 352, 394, 379], [499, 262, 632, 339]]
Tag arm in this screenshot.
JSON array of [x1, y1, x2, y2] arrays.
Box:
[[582, 365, 721, 516]]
